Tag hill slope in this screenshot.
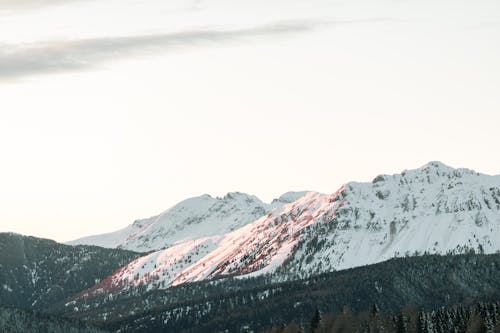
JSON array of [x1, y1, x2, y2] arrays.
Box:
[[0, 233, 141, 311], [0, 306, 107, 333]]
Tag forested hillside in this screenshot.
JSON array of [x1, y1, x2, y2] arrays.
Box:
[[267, 301, 500, 333], [0, 233, 141, 310], [0, 306, 106, 333]]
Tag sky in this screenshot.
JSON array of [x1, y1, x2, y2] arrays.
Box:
[[0, 0, 499, 243]]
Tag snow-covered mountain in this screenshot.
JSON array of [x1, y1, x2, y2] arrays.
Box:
[[282, 161, 500, 278], [82, 162, 500, 295], [68, 192, 306, 252]]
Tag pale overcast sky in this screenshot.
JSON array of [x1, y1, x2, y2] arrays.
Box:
[[1, 0, 499, 242]]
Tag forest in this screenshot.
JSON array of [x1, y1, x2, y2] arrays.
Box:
[[268, 301, 500, 333]]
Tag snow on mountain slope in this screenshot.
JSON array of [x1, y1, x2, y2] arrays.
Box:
[[85, 162, 500, 294], [271, 191, 309, 206], [86, 191, 328, 293], [66, 223, 150, 250], [68, 192, 305, 252], [282, 161, 500, 278]]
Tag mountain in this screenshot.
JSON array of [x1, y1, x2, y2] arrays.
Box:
[[67, 192, 302, 253], [280, 161, 500, 278], [76, 162, 500, 294], [0, 233, 141, 311]]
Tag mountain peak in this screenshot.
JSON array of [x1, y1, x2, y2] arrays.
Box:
[[272, 191, 310, 205], [422, 160, 451, 168], [68, 192, 276, 252], [419, 161, 455, 172], [221, 191, 258, 202]]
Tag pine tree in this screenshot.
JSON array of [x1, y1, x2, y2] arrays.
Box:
[[417, 311, 427, 333], [372, 304, 381, 318], [310, 307, 321, 333], [396, 313, 408, 333]]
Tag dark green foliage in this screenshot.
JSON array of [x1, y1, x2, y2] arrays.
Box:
[[0, 306, 106, 333], [395, 313, 407, 333], [0, 233, 141, 311], [268, 301, 500, 333], [311, 307, 322, 333]]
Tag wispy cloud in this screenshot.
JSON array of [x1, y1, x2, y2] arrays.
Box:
[[0, 18, 398, 80], [0, 20, 321, 80], [0, 0, 85, 11]]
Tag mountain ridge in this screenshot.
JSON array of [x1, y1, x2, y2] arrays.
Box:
[[67, 191, 310, 253], [68, 161, 500, 295]]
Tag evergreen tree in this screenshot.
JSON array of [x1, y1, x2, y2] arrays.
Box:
[[396, 313, 408, 333], [417, 311, 427, 333], [310, 307, 321, 333]]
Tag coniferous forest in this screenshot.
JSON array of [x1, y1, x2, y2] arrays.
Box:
[[0, 306, 105, 333], [268, 302, 500, 333]]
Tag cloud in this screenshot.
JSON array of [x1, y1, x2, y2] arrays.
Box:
[[0, 20, 320, 80], [0, 18, 398, 80], [0, 0, 86, 11]]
